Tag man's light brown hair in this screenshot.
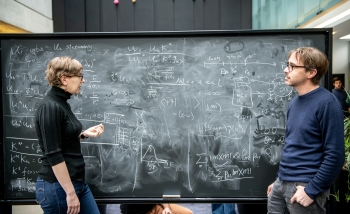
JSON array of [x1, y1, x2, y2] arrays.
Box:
[[288, 47, 329, 85]]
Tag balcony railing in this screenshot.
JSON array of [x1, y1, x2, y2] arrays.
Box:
[[252, 0, 342, 29]]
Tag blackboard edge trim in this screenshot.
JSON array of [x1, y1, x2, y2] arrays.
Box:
[[0, 28, 333, 40]]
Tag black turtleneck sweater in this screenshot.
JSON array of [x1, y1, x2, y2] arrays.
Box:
[[35, 86, 85, 182]]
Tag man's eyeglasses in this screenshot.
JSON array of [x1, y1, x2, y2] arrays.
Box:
[[286, 62, 307, 72]]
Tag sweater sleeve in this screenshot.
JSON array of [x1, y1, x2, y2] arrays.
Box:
[[304, 99, 345, 199], [36, 101, 65, 166]]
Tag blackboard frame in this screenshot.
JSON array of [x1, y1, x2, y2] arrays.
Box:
[[0, 29, 333, 204]]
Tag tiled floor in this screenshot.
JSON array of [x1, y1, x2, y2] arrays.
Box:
[[12, 205, 43, 214]]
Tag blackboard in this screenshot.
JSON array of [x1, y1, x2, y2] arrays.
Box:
[[0, 30, 332, 202]]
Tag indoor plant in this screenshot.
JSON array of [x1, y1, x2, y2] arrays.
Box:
[[331, 88, 350, 204], [341, 116, 350, 202]]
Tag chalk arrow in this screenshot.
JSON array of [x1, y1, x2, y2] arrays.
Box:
[[194, 97, 200, 109]]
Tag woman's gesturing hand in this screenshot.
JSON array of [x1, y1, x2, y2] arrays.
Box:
[[83, 123, 104, 138]]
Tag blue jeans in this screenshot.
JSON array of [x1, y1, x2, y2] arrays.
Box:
[[35, 177, 100, 214], [212, 204, 236, 214], [267, 178, 329, 214]]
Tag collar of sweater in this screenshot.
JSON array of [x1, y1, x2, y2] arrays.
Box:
[[48, 86, 72, 102]]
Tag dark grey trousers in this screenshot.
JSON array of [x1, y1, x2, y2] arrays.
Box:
[[267, 178, 329, 214]]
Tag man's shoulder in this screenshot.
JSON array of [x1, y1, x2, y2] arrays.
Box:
[[317, 88, 344, 112], [317, 87, 337, 98], [296, 87, 333, 101], [297, 87, 340, 109]]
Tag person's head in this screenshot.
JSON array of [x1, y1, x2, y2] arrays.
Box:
[[284, 47, 329, 87], [333, 77, 343, 90], [45, 56, 85, 94]]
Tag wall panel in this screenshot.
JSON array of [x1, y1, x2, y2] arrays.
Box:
[[174, 0, 194, 31], [100, 0, 118, 32], [221, 0, 241, 30], [203, 0, 219, 30], [65, 0, 85, 32], [52, 0, 65, 32], [155, 0, 174, 31], [241, 0, 252, 29], [86, 0, 101, 32], [194, 0, 204, 30], [118, 0, 135, 32], [135, 0, 155, 31], [53, 0, 252, 33]]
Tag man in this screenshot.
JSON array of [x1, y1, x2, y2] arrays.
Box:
[[332, 77, 350, 116], [267, 47, 345, 213]]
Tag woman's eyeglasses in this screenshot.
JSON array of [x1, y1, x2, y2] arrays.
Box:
[[65, 74, 84, 80], [75, 74, 84, 80]]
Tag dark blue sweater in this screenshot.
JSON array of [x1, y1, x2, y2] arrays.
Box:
[[332, 88, 348, 112], [278, 87, 345, 199]]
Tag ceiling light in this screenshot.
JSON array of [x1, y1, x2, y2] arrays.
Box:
[[340, 34, 350, 40], [315, 8, 350, 28]]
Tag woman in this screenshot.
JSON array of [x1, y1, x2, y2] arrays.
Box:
[[35, 56, 104, 214], [120, 203, 193, 214]]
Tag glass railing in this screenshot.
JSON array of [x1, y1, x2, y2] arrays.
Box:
[[252, 0, 342, 29]]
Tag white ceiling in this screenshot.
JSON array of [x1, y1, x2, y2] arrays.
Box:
[[300, 0, 350, 41], [333, 18, 350, 40]]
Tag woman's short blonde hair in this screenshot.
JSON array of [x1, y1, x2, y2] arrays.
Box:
[[45, 56, 83, 86]]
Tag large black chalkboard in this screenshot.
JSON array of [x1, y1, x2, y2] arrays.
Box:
[[0, 30, 332, 202]]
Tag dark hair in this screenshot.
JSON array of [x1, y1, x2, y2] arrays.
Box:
[[45, 56, 83, 86], [332, 77, 342, 84], [288, 47, 329, 85]]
